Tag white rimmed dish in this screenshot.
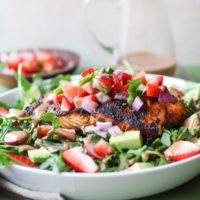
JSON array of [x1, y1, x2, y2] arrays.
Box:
[[0, 75, 200, 200]]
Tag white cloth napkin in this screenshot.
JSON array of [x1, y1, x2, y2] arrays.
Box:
[[0, 176, 65, 200]]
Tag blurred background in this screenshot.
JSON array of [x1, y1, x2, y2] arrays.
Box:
[[0, 0, 199, 67]]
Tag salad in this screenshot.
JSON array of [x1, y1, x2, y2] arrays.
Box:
[[0, 67, 199, 173], [0, 50, 66, 75]]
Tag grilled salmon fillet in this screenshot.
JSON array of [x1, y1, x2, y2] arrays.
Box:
[[25, 97, 187, 139]]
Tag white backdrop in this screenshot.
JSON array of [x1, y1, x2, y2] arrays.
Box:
[[0, 0, 199, 66]]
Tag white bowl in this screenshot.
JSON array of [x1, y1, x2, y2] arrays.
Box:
[[0, 75, 200, 200]]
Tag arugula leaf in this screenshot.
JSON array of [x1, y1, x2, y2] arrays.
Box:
[[39, 153, 71, 172], [0, 151, 11, 168], [40, 112, 60, 132]]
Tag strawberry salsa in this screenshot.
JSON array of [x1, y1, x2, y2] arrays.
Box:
[[0, 67, 200, 173], [0, 50, 66, 74]]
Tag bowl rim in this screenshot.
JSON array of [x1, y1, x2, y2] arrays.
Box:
[[0, 74, 199, 177]]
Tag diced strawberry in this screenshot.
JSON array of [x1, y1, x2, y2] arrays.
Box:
[[146, 83, 160, 97], [164, 141, 200, 161], [62, 84, 88, 100], [84, 139, 104, 160], [54, 94, 65, 104], [81, 81, 94, 94], [6, 153, 38, 167], [20, 51, 38, 73], [148, 76, 163, 86], [7, 52, 21, 70], [37, 125, 52, 138], [81, 67, 94, 77], [93, 139, 114, 158], [170, 87, 184, 98], [41, 60, 55, 72], [35, 50, 52, 63], [63, 147, 99, 173], [99, 75, 112, 89], [135, 71, 147, 85], [121, 72, 133, 84], [112, 73, 122, 92], [120, 84, 129, 93], [61, 97, 74, 112], [0, 106, 8, 116], [56, 128, 76, 141]]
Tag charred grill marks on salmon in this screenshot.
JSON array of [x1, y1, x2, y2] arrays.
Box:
[[25, 97, 187, 139]]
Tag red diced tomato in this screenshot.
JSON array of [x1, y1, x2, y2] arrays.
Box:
[[81, 67, 94, 77], [148, 75, 163, 86], [61, 97, 74, 112], [146, 83, 160, 97], [121, 72, 133, 84]]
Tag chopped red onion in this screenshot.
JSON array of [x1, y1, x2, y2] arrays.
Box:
[[96, 121, 113, 131], [113, 69, 123, 79], [114, 93, 128, 100], [108, 126, 123, 136], [83, 125, 100, 134], [158, 87, 177, 103], [81, 98, 98, 113], [95, 92, 111, 103], [138, 84, 146, 93], [95, 130, 108, 138], [132, 96, 144, 111]]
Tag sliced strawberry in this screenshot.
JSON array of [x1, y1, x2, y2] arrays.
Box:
[[54, 94, 65, 104], [63, 147, 99, 173], [7, 52, 21, 70], [4, 131, 28, 145], [6, 153, 38, 167], [37, 125, 52, 138], [0, 106, 8, 116], [81, 81, 94, 94], [148, 75, 163, 86], [61, 97, 74, 112], [121, 72, 133, 84], [84, 139, 104, 160], [99, 75, 112, 89], [56, 128, 76, 141], [112, 73, 122, 92], [170, 87, 184, 98], [81, 67, 94, 77], [164, 141, 200, 161], [146, 83, 160, 97], [93, 139, 114, 158]]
